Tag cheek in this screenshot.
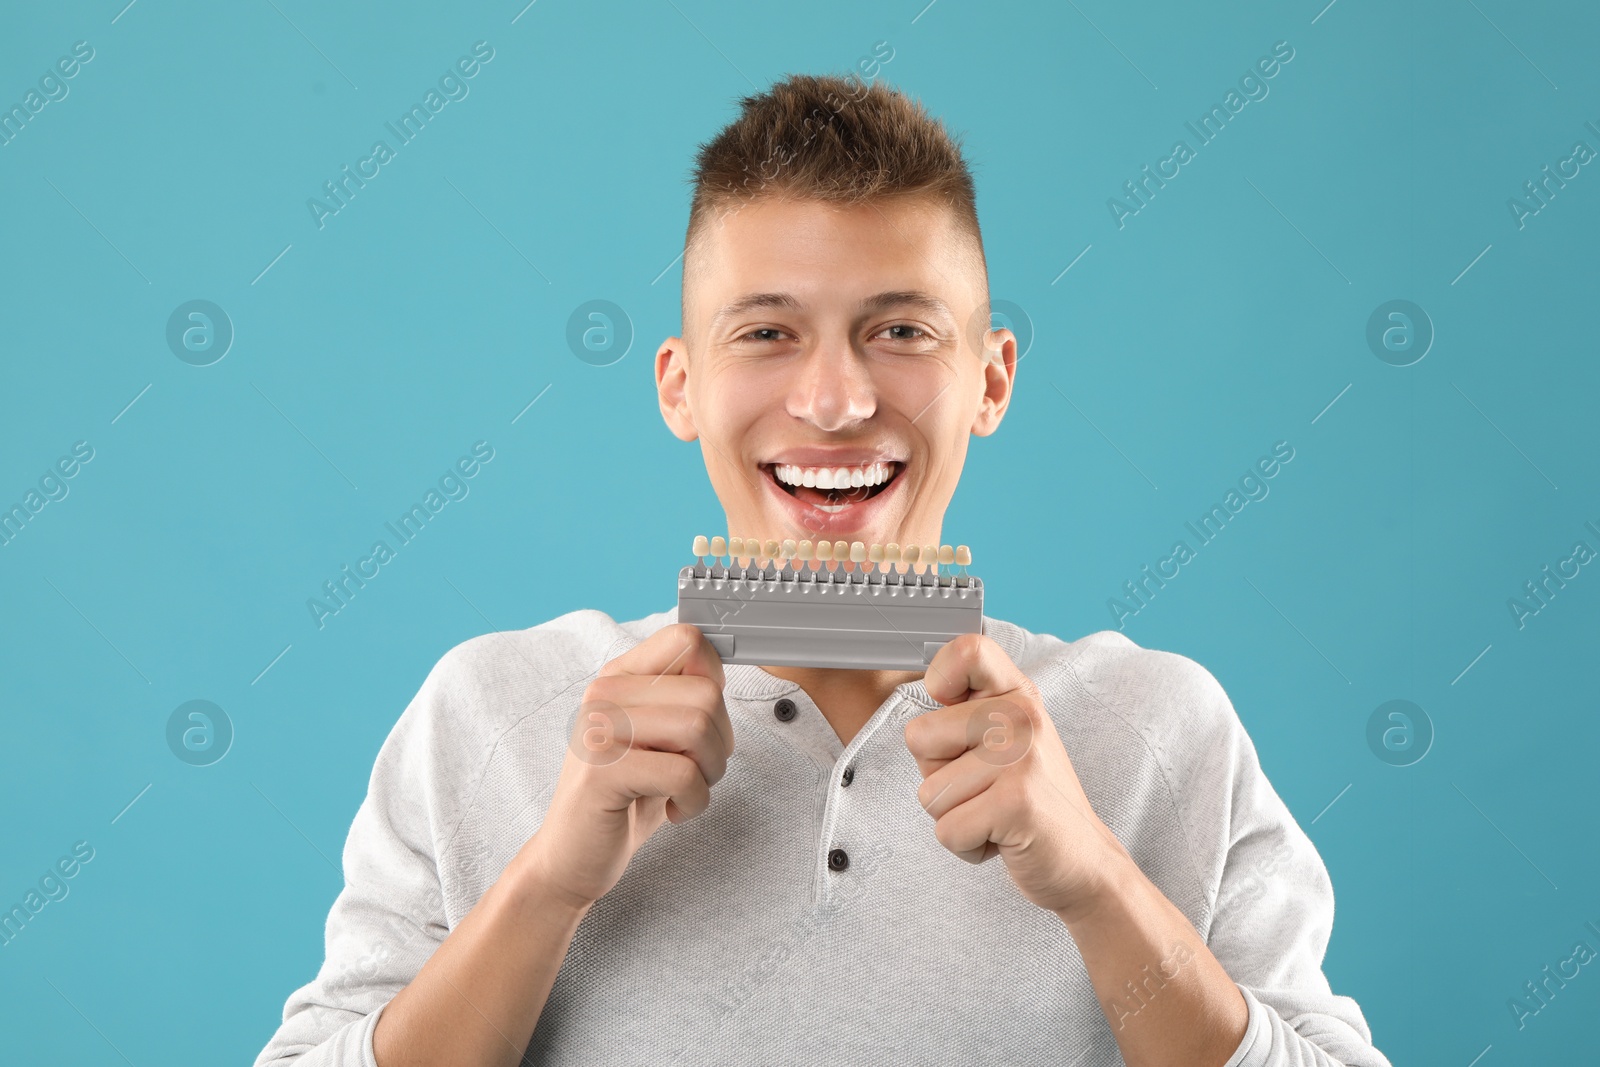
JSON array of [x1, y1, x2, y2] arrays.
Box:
[[691, 366, 771, 451], [886, 371, 975, 445]]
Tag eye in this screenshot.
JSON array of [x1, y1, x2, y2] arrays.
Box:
[[876, 323, 928, 341], [736, 327, 790, 343]]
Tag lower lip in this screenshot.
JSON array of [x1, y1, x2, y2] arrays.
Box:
[[761, 467, 904, 539]]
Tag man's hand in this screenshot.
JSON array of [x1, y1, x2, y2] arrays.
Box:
[[515, 623, 735, 911], [905, 632, 1130, 920]]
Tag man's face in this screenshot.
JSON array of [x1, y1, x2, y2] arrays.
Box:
[[655, 196, 1016, 555]]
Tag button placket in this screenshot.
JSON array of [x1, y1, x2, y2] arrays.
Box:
[[813, 695, 922, 903]]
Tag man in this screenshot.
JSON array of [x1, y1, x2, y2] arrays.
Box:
[[255, 74, 1391, 1066]]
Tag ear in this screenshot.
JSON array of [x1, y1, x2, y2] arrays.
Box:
[[656, 337, 699, 442], [970, 327, 1017, 437]]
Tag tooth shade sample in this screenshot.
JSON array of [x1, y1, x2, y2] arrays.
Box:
[[685, 533, 974, 578]]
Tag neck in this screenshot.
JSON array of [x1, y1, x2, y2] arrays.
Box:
[[760, 663, 925, 747]]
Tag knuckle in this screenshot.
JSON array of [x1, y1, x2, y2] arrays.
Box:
[[669, 755, 702, 792], [683, 707, 718, 747], [667, 622, 702, 647], [688, 673, 721, 708]]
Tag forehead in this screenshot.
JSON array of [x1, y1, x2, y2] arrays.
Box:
[[687, 197, 977, 327]]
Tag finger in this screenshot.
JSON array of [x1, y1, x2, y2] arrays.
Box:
[[569, 699, 731, 787], [931, 791, 1000, 863], [905, 696, 1035, 775], [602, 623, 726, 687], [587, 673, 735, 757], [622, 704, 733, 786], [903, 704, 971, 771], [598, 748, 713, 821], [923, 632, 1031, 707], [916, 747, 1003, 821]]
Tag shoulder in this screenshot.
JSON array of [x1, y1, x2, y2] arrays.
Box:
[[430, 607, 670, 701], [987, 617, 1250, 821], [990, 618, 1236, 739], [380, 607, 675, 774], [988, 618, 1259, 917]]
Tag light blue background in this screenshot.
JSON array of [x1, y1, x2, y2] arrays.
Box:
[[2, 1, 1596, 1063]]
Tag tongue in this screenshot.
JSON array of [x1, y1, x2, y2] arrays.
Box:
[[791, 483, 868, 507], [793, 485, 841, 506]]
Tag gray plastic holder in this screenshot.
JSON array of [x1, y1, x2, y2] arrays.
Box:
[[676, 565, 983, 671]]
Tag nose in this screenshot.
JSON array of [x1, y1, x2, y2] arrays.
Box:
[[786, 337, 877, 432]]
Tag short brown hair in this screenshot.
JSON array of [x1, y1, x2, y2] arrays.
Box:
[[682, 72, 987, 326]]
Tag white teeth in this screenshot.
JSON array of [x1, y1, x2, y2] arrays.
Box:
[[771, 462, 897, 491]]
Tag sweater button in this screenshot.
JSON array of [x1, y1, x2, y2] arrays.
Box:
[[840, 765, 855, 787], [773, 698, 797, 722], [828, 847, 849, 872]]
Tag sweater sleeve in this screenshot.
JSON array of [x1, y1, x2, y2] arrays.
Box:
[[1180, 660, 1393, 1067], [251, 654, 460, 1067]]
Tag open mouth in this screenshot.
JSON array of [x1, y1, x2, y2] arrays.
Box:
[[761, 461, 904, 514]]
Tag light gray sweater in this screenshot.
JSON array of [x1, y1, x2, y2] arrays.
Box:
[[254, 608, 1391, 1066]]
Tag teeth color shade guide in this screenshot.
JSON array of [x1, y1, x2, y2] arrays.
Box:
[[677, 534, 984, 671]]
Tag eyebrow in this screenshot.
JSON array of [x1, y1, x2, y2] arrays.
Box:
[[709, 289, 954, 328], [710, 292, 802, 325]]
